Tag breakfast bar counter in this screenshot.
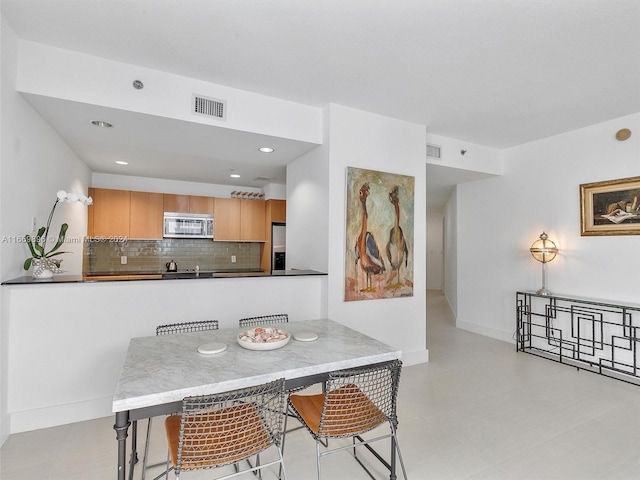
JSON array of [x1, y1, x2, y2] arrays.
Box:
[[1, 269, 326, 285]]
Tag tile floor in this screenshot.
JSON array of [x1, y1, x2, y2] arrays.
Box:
[[2, 290, 640, 479]]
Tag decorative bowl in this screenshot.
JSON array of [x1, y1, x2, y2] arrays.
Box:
[[237, 327, 291, 351]]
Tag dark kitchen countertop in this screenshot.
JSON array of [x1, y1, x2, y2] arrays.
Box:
[[1, 269, 327, 285]]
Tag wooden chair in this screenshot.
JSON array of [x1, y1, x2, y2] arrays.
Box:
[[286, 360, 407, 480], [140, 320, 219, 480], [163, 379, 288, 479], [238, 314, 288, 328]]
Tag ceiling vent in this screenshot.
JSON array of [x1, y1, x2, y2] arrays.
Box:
[[426, 143, 442, 160], [192, 94, 226, 121]]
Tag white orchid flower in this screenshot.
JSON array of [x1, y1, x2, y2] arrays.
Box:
[[24, 188, 93, 272]]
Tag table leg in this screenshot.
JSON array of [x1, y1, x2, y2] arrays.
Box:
[[114, 411, 130, 480]]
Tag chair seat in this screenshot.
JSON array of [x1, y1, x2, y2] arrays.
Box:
[[290, 384, 387, 438], [165, 403, 271, 471]]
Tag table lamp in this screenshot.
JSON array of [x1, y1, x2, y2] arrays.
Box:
[[530, 231, 558, 296]]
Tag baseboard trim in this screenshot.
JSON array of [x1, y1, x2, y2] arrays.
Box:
[[457, 320, 515, 345], [10, 397, 113, 434], [402, 348, 429, 365]]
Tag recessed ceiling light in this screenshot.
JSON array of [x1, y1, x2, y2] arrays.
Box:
[[91, 120, 113, 128], [115, 160, 128, 165], [230, 174, 241, 178], [259, 147, 274, 153]]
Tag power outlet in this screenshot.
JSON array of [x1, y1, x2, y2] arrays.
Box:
[[120, 256, 127, 265], [231, 255, 237, 263]]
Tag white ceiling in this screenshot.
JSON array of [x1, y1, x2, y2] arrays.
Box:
[[3, 0, 640, 205]]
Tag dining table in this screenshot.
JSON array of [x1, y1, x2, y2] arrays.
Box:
[[112, 318, 402, 480]]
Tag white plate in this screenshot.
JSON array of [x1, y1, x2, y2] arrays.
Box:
[[237, 327, 291, 351], [197, 342, 227, 355], [294, 332, 318, 342]]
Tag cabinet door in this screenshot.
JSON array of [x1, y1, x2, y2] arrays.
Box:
[[130, 191, 163, 239], [189, 196, 214, 215], [163, 194, 189, 213], [92, 189, 130, 237], [268, 199, 286, 223], [87, 188, 95, 237], [240, 199, 266, 241], [213, 198, 241, 241]]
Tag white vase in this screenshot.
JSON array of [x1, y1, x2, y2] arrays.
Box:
[[32, 258, 55, 279]]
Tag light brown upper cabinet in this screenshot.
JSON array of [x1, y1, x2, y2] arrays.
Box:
[[87, 188, 95, 236], [91, 188, 131, 237], [214, 198, 265, 241], [213, 198, 241, 241], [130, 191, 163, 239], [240, 199, 266, 241], [189, 195, 214, 215], [268, 199, 286, 223], [163, 194, 214, 215], [163, 194, 190, 213]]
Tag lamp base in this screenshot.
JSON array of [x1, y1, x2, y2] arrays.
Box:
[[536, 287, 552, 296]]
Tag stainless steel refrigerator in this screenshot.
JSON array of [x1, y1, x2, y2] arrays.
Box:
[[271, 223, 286, 271]]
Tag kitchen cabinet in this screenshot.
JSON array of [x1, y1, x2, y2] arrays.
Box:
[[129, 191, 163, 239], [214, 198, 265, 241], [188, 195, 214, 215], [91, 188, 131, 237], [267, 199, 286, 223], [163, 194, 189, 213], [213, 198, 241, 240], [164, 194, 214, 215], [87, 188, 95, 236], [261, 199, 286, 271], [240, 199, 266, 241]]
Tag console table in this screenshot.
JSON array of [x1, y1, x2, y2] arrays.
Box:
[[516, 291, 640, 386]]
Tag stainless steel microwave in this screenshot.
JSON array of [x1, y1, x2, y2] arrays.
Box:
[[163, 212, 214, 239]]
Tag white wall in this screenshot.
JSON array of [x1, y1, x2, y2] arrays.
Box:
[[1, 16, 92, 442], [426, 208, 444, 290], [455, 112, 640, 342], [16, 40, 322, 145], [324, 104, 428, 365], [92, 172, 263, 198], [287, 106, 330, 273], [426, 132, 504, 175]]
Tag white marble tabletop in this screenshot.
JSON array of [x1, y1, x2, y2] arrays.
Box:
[[112, 319, 401, 413]]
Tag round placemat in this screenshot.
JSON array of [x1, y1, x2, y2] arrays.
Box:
[[294, 332, 318, 342], [197, 342, 227, 355]]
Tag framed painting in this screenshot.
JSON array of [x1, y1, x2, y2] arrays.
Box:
[[580, 176, 640, 236], [345, 167, 415, 301]]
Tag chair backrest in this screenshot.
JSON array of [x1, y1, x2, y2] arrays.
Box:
[[239, 314, 288, 328], [156, 320, 219, 336], [318, 360, 402, 438], [170, 378, 286, 474]]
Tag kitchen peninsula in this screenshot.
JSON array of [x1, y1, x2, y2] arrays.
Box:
[[1, 268, 328, 434]]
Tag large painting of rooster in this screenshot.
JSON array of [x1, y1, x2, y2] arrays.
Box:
[[345, 167, 414, 301]]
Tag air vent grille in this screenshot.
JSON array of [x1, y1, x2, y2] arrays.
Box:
[[426, 143, 441, 160], [193, 94, 226, 120]]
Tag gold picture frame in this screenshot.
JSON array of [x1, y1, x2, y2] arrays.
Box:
[[580, 176, 640, 236]]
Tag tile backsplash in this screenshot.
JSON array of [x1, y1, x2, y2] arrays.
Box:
[[83, 238, 261, 274]]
